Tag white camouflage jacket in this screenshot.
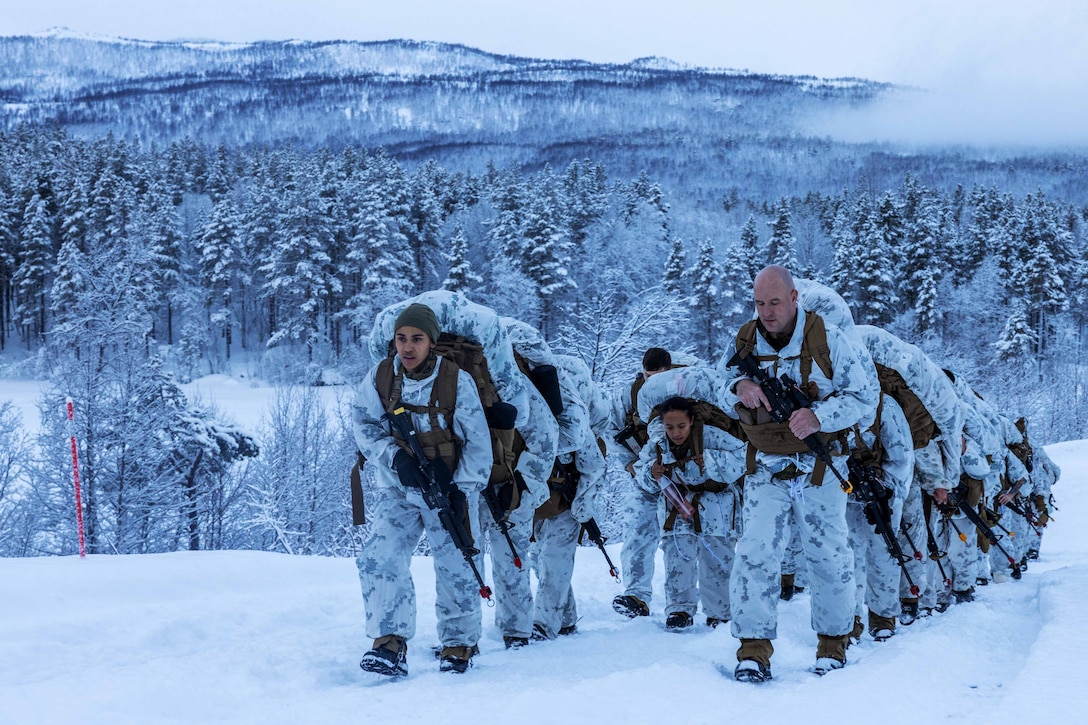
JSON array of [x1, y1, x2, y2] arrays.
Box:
[[352, 354, 492, 495]]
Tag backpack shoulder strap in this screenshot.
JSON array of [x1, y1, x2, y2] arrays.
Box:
[[800, 311, 834, 382], [736, 319, 759, 357]]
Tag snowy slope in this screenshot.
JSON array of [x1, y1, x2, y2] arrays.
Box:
[[0, 438, 1085, 724]]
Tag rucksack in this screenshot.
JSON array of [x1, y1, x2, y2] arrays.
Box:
[[874, 363, 937, 450]]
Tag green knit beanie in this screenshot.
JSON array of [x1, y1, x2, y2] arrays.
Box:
[[394, 303, 440, 343]]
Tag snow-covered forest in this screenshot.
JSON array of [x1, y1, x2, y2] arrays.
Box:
[[1, 34, 1087, 559]]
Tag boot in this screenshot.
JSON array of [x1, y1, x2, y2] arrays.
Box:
[[815, 633, 847, 675], [952, 588, 975, 604], [438, 644, 478, 674], [612, 594, 650, 618], [503, 635, 529, 650], [868, 612, 896, 642], [780, 573, 796, 601], [359, 634, 408, 677], [735, 659, 772, 683], [558, 624, 577, 636], [665, 611, 693, 630], [848, 615, 864, 646], [899, 600, 919, 626], [736, 638, 774, 673], [706, 617, 728, 629]]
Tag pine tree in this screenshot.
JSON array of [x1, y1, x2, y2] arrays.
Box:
[[853, 206, 899, 326], [196, 196, 242, 363], [663, 237, 687, 296], [13, 190, 54, 344], [902, 192, 943, 334], [687, 238, 724, 359], [441, 225, 482, 294], [739, 214, 762, 280], [995, 300, 1036, 361], [765, 197, 798, 270], [260, 191, 341, 363], [520, 169, 576, 334]]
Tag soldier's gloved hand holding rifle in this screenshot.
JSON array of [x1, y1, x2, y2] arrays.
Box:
[[727, 350, 852, 493], [384, 406, 493, 601]]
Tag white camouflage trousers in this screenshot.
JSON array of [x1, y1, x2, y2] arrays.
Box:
[[730, 471, 856, 641], [662, 522, 734, 621], [846, 503, 902, 620], [479, 499, 535, 639], [619, 480, 660, 606], [530, 511, 581, 638], [357, 483, 483, 647]]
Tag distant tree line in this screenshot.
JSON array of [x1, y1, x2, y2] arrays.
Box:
[[0, 123, 1085, 557]]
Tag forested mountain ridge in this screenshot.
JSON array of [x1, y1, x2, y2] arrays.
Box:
[[0, 31, 895, 186]]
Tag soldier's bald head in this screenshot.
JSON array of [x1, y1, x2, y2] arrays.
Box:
[[753, 265, 798, 335], [754, 265, 795, 292]]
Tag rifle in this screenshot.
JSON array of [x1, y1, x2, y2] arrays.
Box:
[[581, 518, 621, 582], [482, 476, 524, 569], [726, 350, 852, 493], [1003, 497, 1045, 537], [383, 407, 493, 601], [613, 423, 643, 457], [922, 492, 952, 591], [848, 458, 919, 596], [946, 488, 1022, 580]]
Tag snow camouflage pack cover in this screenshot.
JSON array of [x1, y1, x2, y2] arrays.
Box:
[[856, 325, 965, 485]]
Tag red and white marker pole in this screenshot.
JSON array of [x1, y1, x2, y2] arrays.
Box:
[[65, 397, 86, 558]]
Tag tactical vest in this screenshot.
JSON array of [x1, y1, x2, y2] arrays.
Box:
[[535, 456, 580, 522], [375, 355, 463, 473], [874, 363, 937, 450], [653, 438, 732, 533], [733, 311, 848, 483]]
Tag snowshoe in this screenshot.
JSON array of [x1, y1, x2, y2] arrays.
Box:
[[975, 576, 990, 587], [1027, 548, 1040, 561], [530, 623, 551, 641], [558, 624, 577, 636]]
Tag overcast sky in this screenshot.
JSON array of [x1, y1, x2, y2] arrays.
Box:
[[4, 1, 1087, 146]]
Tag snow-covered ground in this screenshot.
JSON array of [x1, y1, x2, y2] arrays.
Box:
[[1, 376, 1086, 724]]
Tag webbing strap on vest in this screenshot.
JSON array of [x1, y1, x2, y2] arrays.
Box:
[[374, 356, 461, 472]]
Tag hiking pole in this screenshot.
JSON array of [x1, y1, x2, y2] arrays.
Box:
[[384, 407, 493, 602], [582, 518, 621, 583]]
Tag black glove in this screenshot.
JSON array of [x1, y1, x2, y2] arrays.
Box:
[[393, 449, 428, 489]]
